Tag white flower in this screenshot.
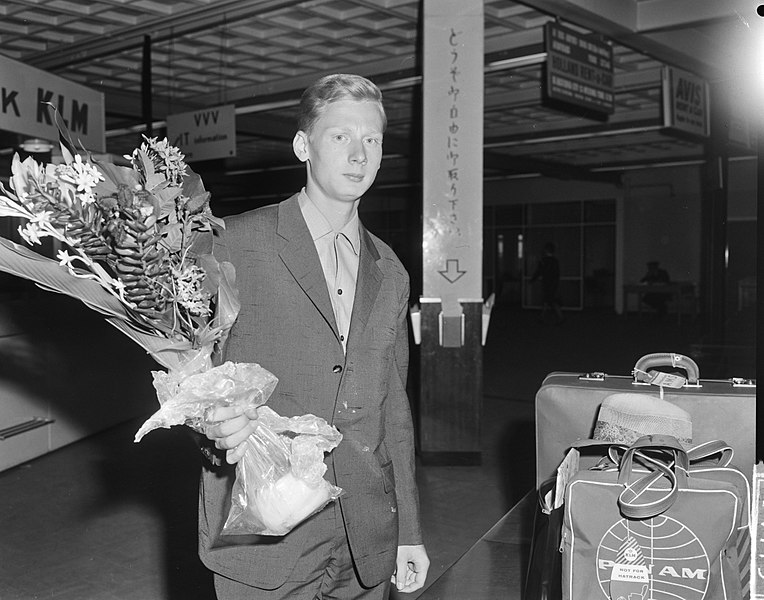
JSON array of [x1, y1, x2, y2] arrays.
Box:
[[30, 210, 53, 226], [174, 264, 211, 317], [111, 278, 133, 305], [19, 222, 43, 245], [57, 249, 75, 268], [143, 136, 188, 185], [54, 154, 103, 205], [139, 204, 155, 220], [10, 155, 47, 202]]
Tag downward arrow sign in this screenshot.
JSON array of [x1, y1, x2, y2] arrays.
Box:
[[438, 259, 466, 283]]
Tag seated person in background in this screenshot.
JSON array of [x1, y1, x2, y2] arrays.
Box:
[[640, 260, 671, 316]]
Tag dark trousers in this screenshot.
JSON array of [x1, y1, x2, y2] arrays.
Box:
[[213, 502, 392, 600]]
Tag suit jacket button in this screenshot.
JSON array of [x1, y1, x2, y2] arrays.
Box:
[[332, 365, 343, 373]]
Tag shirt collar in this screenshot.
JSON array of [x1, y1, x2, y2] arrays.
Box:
[[298, 188, 360, 254]]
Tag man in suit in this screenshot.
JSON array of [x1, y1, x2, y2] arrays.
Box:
[[201, 73, 429, 599]]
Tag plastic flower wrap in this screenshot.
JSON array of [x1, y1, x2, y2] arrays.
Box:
[[0, 131, 343, 536], [223, 406, 343, 536]]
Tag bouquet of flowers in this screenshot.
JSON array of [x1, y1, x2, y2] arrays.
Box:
[[0, 134, 235, 372], [0, 133, 342, 536]]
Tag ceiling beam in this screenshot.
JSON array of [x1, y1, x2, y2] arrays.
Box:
[[193, 57, 420, 108], [484, 149, 622, 185]]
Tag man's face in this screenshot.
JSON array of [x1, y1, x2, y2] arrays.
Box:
[[294, 99, 384, 205]]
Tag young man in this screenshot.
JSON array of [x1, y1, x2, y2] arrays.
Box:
[[201, 74, 429, 599]]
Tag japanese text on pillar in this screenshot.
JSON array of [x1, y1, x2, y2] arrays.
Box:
[[445, 27, 462, 238]]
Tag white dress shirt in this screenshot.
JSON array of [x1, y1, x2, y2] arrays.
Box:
[[298, 189, 359, 353]]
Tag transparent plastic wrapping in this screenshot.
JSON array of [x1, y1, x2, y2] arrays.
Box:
[[133, 360, 343, 537], [222, 406, 343, 536], [133, 361, 278, 442]]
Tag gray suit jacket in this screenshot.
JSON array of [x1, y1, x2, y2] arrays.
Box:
[[198, 194, 422, 589]]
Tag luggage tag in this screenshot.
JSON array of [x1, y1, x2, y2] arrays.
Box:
[[648, 371, 685, 388], [636, 369, 686, 399], [609, 535, 650, 600]]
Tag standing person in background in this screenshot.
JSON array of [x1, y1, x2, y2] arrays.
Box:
[[531, 242, 564, 324], [200, 73, 429, 599], [640, 260, 671, 317]]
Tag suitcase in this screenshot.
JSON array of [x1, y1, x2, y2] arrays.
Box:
[[535, 352, 756, 488]]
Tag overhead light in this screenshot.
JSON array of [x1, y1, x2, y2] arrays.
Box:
[[19, 138, 54, 153], [485, 52, 547, 72]]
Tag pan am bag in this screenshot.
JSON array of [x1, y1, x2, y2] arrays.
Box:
[[561, 434, 747, 600]]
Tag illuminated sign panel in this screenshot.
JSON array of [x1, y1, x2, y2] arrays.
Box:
[[662, 66, 710, 138], [544, 22, 614, 116]]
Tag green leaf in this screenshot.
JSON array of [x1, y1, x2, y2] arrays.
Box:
[[0, 238, 196, 370], [186, 226, 213, 256], [104, 317, 191, 371], [215, 260, 240, 331], [195, 254, 239, 331], [181, 171, 206, 198], [44, 102, 78, 160], [138, 147, 155, 181], [144, 173, 167, 191], [207, 213, 226, 231], [185, 191, 210, 215], [0, 187, 29, 218], [161, 222, 184, 252], [154, 186, 181, 220], [94, 160, 141, 191], [59, 142, 76, 166], [181, 173, 210, 214], [0, 238, 130, 320]]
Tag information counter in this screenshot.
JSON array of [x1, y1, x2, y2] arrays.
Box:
[[623, 282, 696, 324]]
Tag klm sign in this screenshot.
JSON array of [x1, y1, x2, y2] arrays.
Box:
[[0, 54, 105, 152]]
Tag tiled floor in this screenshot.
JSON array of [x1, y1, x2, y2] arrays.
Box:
[[0, 304, 754, 600]]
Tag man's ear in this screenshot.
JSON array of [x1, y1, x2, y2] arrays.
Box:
[[293, 131, 309, 162]]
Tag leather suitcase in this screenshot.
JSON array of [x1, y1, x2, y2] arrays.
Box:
[[535, 352, 756, 488]]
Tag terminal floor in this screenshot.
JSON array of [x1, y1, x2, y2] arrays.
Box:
[[0, 304, 755, 600]]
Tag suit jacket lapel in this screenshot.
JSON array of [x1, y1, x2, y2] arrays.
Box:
[[277, 195, 339, 338], [348, 224, 382, 348]]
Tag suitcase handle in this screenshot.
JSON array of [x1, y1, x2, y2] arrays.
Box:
[[633, 352, 700, 384]]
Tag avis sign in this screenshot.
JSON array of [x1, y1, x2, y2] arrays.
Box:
[[0, 54, 105, 152], [662, 66, 710, 137], [166, 104, 236, 162]]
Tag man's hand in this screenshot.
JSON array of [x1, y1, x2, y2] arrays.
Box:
[[391, 544, 430, 593], [203, 405, 259, 464]]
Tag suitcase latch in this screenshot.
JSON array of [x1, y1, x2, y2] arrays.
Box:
[[731, 377, 756, 388], [579, 372, 605, 381]]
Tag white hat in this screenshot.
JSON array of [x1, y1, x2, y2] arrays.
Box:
[[592, 392, 692, 445]]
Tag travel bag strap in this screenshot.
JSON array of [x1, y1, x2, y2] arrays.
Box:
[[687, 439, 734, 467], [616, 434, 689, 519]]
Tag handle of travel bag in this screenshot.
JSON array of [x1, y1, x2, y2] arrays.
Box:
[[687, 439, 734, 467], [525, 478, 563, 600], [617, 434, 690, 519], [633, 352, 700, 385]]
